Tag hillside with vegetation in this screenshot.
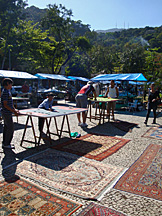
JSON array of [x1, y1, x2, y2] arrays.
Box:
[[0, 2, 162, 85]]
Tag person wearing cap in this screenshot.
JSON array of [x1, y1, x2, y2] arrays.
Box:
[[75, 81, 96, 127], [1, 78, 19, 149], [38, 93, 54, 133], [144, 83, 160, 125], [104, 80, 119, 121]]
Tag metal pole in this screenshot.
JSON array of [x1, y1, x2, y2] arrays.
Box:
[[9, 48, 11, 70]]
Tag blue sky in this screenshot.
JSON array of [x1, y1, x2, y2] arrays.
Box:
[[27, 0, 162, 30]]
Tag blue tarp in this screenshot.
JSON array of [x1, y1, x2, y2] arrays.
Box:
[[129, 81, 144, 85], [91, 73, 147, 82], [0, 70, 38, 79], [67, 76, 89, 82], [35, 73, 70, 81]]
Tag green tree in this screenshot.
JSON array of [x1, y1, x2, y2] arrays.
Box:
[[0, 0, 27, 69], [41, 4, 91, 74], [88, 45, 115, 75], [145, 48, 162, 83], [11, 20, 52, 73], [120, 44, 146, 73], [41, 4, 73, 73]]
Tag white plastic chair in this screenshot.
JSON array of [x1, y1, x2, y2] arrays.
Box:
[[128, 99, 138, 112]]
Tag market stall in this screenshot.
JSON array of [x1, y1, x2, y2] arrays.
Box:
[[35, 73, 70, 103], [91, 73, 147, 111], [66, 76, 90, 101], [0, 70, 38, 108]]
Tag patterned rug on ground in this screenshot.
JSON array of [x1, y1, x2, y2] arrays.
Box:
[[0, 177, 81, 216], [142, 126, 162, 139], [9, 149, 126, 200], [114, 144, 162, 201], [77, 202, 127, 216], [110, 120, 138, 132], [52, 134, 130, 161]]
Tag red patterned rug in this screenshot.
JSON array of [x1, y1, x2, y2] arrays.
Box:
[[52, 134, 130, 161], [110, 120, 138, 132], [77, 202, 127, 216], [0, 177, 81, 215], [10, 149, 127, 200], [114, 144, 162, 201], [142, 126, 162, 140]]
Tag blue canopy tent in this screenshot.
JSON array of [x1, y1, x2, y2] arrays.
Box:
[[91, 73, 147, 82], [91, 74, 147, 108], [129, 81, 144, 85], [35, 73, 71, 97], [0, 70, 38, 79], [67, 76, 89, 82], [35, 73, 70, 81]]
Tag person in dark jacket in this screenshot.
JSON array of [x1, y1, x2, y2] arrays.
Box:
[[144, 83, 160, 125]]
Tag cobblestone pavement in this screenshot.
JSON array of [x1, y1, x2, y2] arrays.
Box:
[[0, 101, 162, 216]]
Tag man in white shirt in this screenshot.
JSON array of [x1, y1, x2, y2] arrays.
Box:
[[104, 80, 119, 120]]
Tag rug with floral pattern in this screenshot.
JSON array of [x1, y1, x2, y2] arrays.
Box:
[[52, 134, 130, 161], [77, 202, 127, 216], [114, 144, 162, 201], [142, 126, 162, 140]]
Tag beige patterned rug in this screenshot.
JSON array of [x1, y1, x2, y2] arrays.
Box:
[[8, 149, 127, 200]]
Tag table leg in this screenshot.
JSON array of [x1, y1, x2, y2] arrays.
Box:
[[88, 101, 92, 121], [54, 117, 59, 137], [65, 115, 71, 138], [102, 102, 106, 124], [30, 116, 37, 146], [99, 103, 102, 125], [46, 118, 52, 136], [20, 115, 29, 147], [45, 118, 52, 145], [95, 102, 98, 119], [59, 115, 65, 138]]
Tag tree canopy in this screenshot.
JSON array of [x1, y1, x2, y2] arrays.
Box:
[[0, 3, 162, 85]]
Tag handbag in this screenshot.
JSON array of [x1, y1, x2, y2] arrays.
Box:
[[156, 98, 161, 105]]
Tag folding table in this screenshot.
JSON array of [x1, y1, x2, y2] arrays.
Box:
[[19, 106, 87, 147], [87, 97, 119, 124]]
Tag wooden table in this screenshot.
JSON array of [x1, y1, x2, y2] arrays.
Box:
[[19, 106, 87, 147], [87, 97, 119, 124], [157, 103, 162, 115]]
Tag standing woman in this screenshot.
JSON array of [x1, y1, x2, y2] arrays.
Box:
[[144, 83, 160, 125]]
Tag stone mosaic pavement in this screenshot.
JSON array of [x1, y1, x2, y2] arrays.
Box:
[[0, 101, 162, 216]]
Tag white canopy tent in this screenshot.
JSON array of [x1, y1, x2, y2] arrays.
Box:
[[0, 70, 38, 79]]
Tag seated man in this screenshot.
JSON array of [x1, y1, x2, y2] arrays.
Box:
[[38, 93, 54, 133]]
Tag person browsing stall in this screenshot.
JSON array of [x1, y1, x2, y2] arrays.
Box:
[[1, 78, 19, 149], [104, 80, 119, 121], [22, 81, 29, 93], [75, 81, 96, 127], [38, 93, 54, 133], [144, 83, 160, 125]]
